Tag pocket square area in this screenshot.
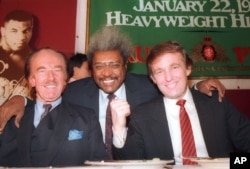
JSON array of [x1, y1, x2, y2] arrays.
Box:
[[68, 129, 84, 141]]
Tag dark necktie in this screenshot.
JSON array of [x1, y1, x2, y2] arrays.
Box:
[[40, 104, 52, 120], [176, 99, 197, 165], [105, 94, 115, 159]]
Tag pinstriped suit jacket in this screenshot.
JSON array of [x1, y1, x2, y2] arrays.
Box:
[[0, 101, 108, 167]]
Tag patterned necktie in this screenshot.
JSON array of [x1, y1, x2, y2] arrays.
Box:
[[176, 99, 197, 165], [105, 94, 115, 159], [40, 104, 52, 120]]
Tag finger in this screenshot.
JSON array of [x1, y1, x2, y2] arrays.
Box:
[[218, 95, 222, 103], [207, 90, 213, 97], [218, 89, 225, 102], [14, 116, 21, 128], [0, 121, 7, 132]]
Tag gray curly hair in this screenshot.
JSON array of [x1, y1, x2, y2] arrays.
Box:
[[87, 26, 133, 69]]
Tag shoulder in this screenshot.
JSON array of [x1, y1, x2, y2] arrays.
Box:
[[125, 73, 152, 83], [125, 73, 159, 92], [133, 96, 163, 109], [191, 89, 220, 103], [131, 96, 164, 117], [191, 89, 238, 115], [60, 101, 96, 119], [63, 77, 97, 97], [66, 77, 96, 89]]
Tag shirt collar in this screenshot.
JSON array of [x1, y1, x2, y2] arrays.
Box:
[[35, 97, 62, 110], [99, 83, 126, 100], [163, 87, 193, 105]]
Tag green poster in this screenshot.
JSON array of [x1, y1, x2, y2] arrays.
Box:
[[88, 0, 250, 78]]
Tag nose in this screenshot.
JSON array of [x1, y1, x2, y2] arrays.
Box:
[[17, 32, 28, 42], [102, 66, 113, 77], [164, 71, 172, 82], [47, 70, 55, 80]]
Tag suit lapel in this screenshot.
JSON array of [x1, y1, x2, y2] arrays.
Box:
[[17, 105, 35, 166], [191, 90, 217, 155], [152, 97, 175, 156], [124, 74, 143, 109]]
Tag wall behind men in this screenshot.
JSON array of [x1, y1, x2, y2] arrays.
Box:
[[0, 0, 77, 57]]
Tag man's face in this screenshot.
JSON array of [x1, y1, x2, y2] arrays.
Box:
[[28, 50, 67, 103], [1, 20, 33, 52], [150, 52, 191, 100], [92, 50, 127, 94]]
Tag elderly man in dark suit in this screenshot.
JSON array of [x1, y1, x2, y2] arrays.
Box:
[[116, 41, 250, 164], [0, 47, 108, 167]]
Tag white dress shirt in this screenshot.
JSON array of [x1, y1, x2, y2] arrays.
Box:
[[164, 88, 209, 164]]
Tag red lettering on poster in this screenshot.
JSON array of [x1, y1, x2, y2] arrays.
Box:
[[129, 46, 151, 63], [233, 47, 250, 63]]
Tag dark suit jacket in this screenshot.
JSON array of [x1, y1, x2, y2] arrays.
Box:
[[62, 73, 161, 118], [118, 90, 250, 160], [0, 101, 108, 167]]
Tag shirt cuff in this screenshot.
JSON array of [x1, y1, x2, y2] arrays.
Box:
[[112, 127, 127, 148]]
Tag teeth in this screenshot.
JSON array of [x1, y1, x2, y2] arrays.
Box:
[[46, 85, 56, 88], [103, 79, 114, 83]]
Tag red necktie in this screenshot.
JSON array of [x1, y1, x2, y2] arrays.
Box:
[[105, 94, 115, 159], [176, 99, 197, 165]]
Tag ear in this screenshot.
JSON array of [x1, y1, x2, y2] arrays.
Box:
[[186, 65, 192, 76], [124, 61, 128, 70], [0, 26, 5, 37], [28, 76, 36, 87], [150, 74, 157, 84], [73, 67, 79, 74]]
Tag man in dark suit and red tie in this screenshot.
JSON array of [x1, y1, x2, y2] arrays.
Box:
[[0, 47, 108, 167], [114, 41, 250, 164]]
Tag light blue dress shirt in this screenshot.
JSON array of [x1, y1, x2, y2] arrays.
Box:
[[99, 84, 127, 141], [33, 97, 62, 127]]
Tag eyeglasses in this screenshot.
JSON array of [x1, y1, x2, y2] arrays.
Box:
[[93, 62, 122, 70]]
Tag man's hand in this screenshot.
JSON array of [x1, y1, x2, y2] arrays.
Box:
[[0, 95, 25, 133], [110, 99, 131, 133], [196, 78, 225, 102]]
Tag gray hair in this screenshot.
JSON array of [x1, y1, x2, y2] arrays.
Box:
[[87, 26, 133, 68]]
